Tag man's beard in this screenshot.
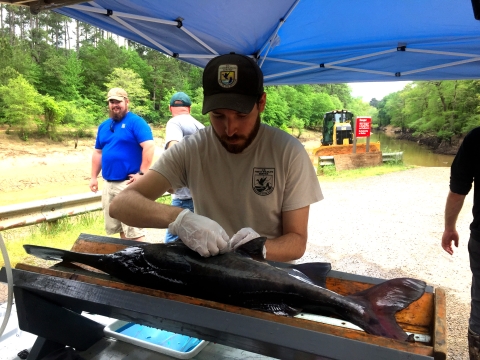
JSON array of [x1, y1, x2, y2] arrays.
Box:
[[215, 115, 261, 154], [109, 107, 127, 121]]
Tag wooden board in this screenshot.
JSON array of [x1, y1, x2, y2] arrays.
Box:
[[17, 233, 447, 360], [333, 152, 383, 171]]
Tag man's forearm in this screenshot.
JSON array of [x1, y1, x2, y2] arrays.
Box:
[[265, 233, 307, 262], [444, 190, 466, 230], [140, 142, 155, 173], [264, 206, 309, 262], [110, 188, 182, 229], [91, 151, 102, 178]]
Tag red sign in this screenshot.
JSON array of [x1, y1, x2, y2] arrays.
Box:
[[355, 117, 372, 137]]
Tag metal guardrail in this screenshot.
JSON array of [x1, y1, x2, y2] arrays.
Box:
[[0, 191, 172, 231], [0, 192, 103, 231], [319, 152, 403, 166], [382, 152, 404, 162]]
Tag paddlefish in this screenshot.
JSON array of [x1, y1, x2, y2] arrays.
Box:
[[24, 238, 426, 341]]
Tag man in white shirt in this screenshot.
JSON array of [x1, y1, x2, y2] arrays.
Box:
[[164, 92, 205, 243]]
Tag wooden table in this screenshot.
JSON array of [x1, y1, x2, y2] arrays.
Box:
[[1, 233, 446, 360]]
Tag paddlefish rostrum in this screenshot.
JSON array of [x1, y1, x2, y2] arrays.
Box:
[[24, 237, 426, 341]]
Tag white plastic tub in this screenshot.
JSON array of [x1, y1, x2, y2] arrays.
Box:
[[104, 320, 208, 359]]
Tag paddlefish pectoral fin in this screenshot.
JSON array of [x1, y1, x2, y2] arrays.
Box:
[[24, 245, 103, 268], [347, 278, 426, 341]]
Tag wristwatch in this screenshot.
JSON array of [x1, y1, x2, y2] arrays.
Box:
[[138, 171, 144, 175]]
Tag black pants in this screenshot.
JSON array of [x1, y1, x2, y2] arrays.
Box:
[[469, 236, 480, 334]]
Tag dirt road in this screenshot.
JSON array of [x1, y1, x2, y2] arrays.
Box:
[[0, 132, 470, 359], [0, 134, 166, 206]]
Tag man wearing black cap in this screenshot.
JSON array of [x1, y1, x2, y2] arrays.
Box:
[[110, 54, 323, 261], [164, 91, 205, 243]]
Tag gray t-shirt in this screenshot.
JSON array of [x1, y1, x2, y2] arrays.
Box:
[[152, 123, 323, 239], [164, 114, 205, 199]]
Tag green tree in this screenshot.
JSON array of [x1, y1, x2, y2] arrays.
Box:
[[62, 51, 84, 100], [385, 92, 408, 133], [0, 75, 42, 138], [289, 115, 304, 138], [189, 87, 209, 125], [263, 87, 289, 129], [316, 83, 352, 107], [79, 39, 128, 103], [40, 94, 66, 138], [308, 92, 336, 129], [62, 99, 97, 144], [38, 51, 67, 97]]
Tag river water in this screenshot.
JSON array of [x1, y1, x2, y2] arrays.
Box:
[[357, 131, 455, 167]]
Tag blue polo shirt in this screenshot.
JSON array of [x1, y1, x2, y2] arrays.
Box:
[[95, 112, 153, 181]]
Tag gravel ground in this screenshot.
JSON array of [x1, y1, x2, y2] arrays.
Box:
[[302, 167, 471, 359], [1, 166, 470, 358]]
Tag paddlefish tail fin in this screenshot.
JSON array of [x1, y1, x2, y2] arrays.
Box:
[[24, 245, 103, 268], [347, 278, 426, 341]]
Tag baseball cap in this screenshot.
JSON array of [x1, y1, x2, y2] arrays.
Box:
[[170, 92, 192, 107], [107, 88, 128, 101], [202, 53, 264, 114]]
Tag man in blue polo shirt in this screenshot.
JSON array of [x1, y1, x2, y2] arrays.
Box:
[[90, 87, 155, 241]]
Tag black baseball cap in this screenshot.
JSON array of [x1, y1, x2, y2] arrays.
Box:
[[202, 53, 264, 115]]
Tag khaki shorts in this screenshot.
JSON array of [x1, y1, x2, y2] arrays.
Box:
[[102, 180, 145, 239]]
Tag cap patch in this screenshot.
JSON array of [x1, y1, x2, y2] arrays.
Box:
[[218, 64, 238, 88]]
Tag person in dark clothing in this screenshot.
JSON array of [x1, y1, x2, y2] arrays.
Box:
[[441, 126, 480, 360]]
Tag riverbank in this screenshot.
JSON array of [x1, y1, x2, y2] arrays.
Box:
[[380, 125, 463, 155]]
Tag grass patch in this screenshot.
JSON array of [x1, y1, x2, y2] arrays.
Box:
[[151, 126, 166, 139], [157, 194, 171, 204], [0, 212, 105, 268], [318, 162, 414, 182]]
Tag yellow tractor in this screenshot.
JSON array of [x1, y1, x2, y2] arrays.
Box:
[[311, 109, 380, 157]]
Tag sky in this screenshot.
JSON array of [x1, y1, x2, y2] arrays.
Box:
[[348, 81, 411, 102]]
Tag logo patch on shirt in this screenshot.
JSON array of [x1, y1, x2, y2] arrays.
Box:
[[252, 168, 275, 196], [218, 64, 238, 88]]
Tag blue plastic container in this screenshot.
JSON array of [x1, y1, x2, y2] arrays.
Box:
[[104, 320, 208, 359], [116, 322, 202, 352]]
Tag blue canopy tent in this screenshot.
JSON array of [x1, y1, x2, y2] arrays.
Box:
[[12, 0, 480, 85]]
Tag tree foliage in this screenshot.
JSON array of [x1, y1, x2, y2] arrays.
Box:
[[1, 6, 445, 142], [376, 80, 480, 140], [0, 75, 42, 138]]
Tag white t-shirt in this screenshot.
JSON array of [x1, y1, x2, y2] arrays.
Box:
[[152, 123, 323, 239], [164, 114, 205, 200]]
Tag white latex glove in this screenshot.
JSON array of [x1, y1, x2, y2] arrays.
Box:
[[229, 227, 263, 250], [168, 209, 229, 257]]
